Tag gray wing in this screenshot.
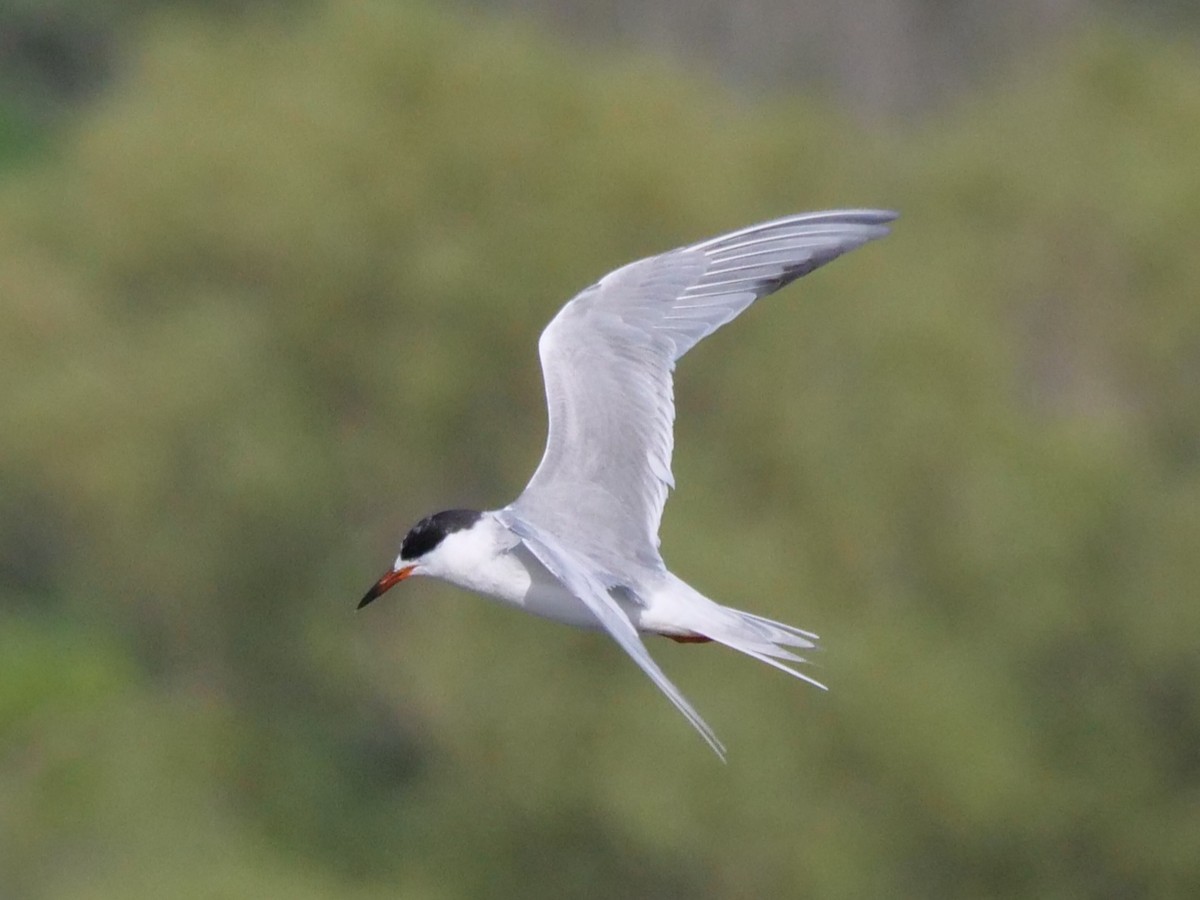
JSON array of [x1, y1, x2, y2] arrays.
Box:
[[510, 209, 896, 576], [496, 509, 727, 759]]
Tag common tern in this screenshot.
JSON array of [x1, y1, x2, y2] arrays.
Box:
[[360, 209, 895, 758]]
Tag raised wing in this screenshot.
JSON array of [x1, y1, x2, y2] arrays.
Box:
[[510, 210, 895, 576]]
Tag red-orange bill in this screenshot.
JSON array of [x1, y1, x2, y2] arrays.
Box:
[[357, 565, 415, 609]]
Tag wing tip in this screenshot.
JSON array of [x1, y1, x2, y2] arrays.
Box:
[[692, 208, 898, 253]]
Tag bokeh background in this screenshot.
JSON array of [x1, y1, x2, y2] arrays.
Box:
[[3, 1, 1199, 897]]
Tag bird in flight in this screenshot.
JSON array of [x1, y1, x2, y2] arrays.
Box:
[[359, 209, 895, 758]]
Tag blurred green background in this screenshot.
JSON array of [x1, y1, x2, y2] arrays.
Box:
[[2, 1, 1199, 897]]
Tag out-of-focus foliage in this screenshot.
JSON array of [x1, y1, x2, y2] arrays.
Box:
[[0, 101, 43, 170], [6, 0, 1200, 122], [2, 2, 1198, 897]]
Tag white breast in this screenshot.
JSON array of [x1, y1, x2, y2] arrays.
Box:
[[424, 513, 630, 630]]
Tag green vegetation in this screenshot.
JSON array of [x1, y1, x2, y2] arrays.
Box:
[[0, 101, 45, 173], [2, 3, 1198, 896]]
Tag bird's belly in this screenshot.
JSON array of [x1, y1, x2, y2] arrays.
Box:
[[520, 581, 605, 630], [465, 544, 634, 631]]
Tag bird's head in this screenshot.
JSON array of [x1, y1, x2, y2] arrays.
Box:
[[358, 509, 483, 608]]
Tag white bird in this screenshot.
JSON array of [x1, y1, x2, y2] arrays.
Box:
[[359, 209, 895, 758]]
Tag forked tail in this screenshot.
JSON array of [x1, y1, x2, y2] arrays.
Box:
[[651, 574, 826, 690]]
